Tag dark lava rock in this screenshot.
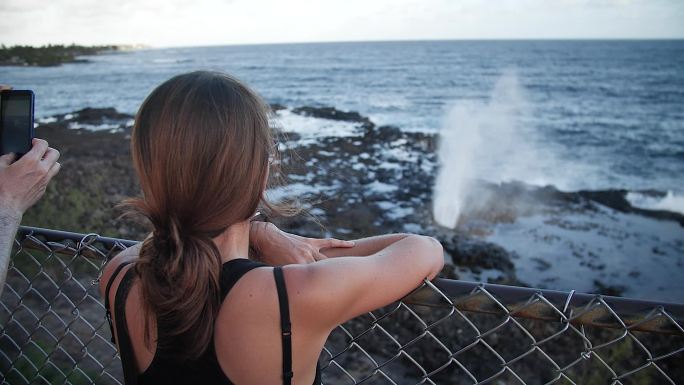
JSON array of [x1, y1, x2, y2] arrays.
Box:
[[276, 130, 301, 142], [72, 107, 133, 124], [292, 106, 374, 128], [440, 264, 459, 280], [455, 182, 684, 228], [593, 280, 626, 297], [364, 125, 403, 142], [578, 189, 632, 211], [578, 189, 684, 226], [438, 233, 516, 274], [269, 103, 287, 112]]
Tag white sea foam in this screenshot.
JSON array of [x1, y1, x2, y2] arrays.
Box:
[[365, 181, 398, 194], [272, 109, 362, 143], [265, 182, 339, 203], [376, 201, 414, 220], [67, 122, 122, 131], [378, 161, 402, 170], [626, 191, 684, 215], [38, 116, 57, 124]]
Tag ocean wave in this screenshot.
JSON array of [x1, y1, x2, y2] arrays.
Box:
[[272, 108, 363, 143], [151, 58, 194, 64], [626, 191, 684, 216]]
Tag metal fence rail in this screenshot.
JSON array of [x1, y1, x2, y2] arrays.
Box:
[[1, 226, 682, 384]]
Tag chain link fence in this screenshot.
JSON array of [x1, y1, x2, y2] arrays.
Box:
[[1, 226, 683, 384]]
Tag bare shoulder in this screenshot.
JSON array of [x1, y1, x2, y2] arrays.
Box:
[[98, 239, 145, 301]]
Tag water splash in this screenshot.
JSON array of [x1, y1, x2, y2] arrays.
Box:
[[433, 71, 535, 228], [626, 191, 684, 215]]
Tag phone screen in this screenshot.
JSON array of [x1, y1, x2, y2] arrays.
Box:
[[1, 90, 34, 157]]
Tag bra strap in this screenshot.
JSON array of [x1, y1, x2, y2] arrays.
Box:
[[273, 266, 293, 384], [114, 266, 139, 385], [104, 260, 135, 345]]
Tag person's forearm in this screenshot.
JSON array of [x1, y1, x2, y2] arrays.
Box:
[[321, 233, 411, 258], [0, 208, 22, 297]]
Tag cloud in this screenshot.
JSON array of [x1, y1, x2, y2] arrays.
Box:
[[0, 0, 682, 47]]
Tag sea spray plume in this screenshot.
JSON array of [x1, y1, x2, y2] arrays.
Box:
[[432, 99, 481, 228], [433, 71, 532, 228]]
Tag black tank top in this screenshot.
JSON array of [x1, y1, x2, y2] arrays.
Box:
[[104, 258, 323, 385]]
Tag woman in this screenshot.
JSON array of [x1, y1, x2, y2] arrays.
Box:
[[99, 71, 444, 385]]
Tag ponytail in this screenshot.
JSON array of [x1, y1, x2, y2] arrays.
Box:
[[125, 201, 224, 360]]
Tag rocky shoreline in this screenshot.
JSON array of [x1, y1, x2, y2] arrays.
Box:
[[0, 44, 138, 67], [24, 106, 684, 294]]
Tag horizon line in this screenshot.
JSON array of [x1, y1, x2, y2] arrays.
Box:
[[145, 37, 684, 49], [3, 37, 684, 50]]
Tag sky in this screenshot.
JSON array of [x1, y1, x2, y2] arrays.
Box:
[[1, 0, 683, 47]]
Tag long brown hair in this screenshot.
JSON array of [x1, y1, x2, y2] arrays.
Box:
[[121, 71, 278, 360]]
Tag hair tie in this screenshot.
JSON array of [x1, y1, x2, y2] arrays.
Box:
[[152, 228, 173, 254]]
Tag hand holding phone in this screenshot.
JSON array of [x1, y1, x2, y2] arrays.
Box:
[[0, 89, 35, 158], [0, 138, 61, 216]]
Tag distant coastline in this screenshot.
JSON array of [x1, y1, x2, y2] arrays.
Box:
[[0, 44, 145, 67]]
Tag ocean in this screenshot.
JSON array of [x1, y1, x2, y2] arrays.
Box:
[[2, 41, 683, 195], [2, 40, 683, 300]]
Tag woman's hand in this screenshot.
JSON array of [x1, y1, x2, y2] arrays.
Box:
[[249, 221, 354, 265]]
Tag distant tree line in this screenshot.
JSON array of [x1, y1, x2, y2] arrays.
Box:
[[0, 44, 120, 67]]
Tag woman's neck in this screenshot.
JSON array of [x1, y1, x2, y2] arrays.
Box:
[[212, 220, 251, 263]]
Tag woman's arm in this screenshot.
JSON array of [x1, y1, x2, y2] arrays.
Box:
[[249, 221, 415, 264], [249, 221, 355, 265], [319, 233, 411, 258], [285, 234, 445, 332]]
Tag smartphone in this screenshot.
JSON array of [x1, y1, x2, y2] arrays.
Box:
[[0, 90, 35, 158]]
